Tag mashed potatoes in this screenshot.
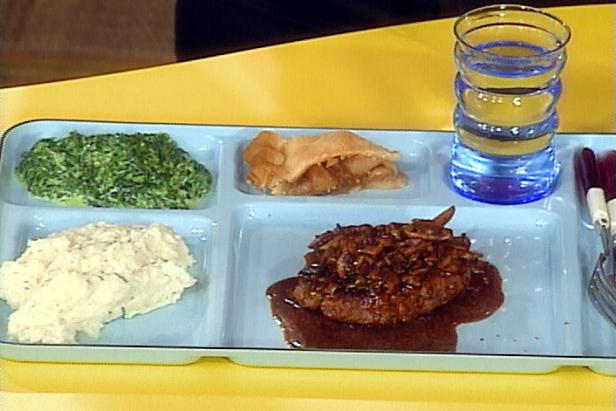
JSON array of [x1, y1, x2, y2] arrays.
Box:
[[0, 222, 197, 344]]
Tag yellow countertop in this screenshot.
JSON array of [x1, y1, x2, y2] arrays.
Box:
[[0, 5, 615, 410]]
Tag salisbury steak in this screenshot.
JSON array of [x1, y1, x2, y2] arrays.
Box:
[[291, 207, 488, 326]]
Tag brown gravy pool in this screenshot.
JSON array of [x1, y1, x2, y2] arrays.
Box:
[[266, 264, 504, 351]]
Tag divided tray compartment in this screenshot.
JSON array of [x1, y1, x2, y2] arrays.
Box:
[[0, 120, 223, 209], [0, 119, 615, 375], [0, 205, 219, 347], [225, 202, 572, 356]]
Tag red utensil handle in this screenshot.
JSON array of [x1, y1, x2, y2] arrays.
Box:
[[575, 147, 609, 229], [600, 150, 616, 202], [576, 147, 602, 192], [600, 150, 616, 239]]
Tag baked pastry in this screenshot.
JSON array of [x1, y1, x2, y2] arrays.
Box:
[[243, 130, 408, 195]]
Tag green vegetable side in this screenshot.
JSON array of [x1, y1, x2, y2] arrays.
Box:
[[16, 132, 213, 209]]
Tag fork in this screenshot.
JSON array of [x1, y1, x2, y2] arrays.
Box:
[[575, 147, 616, 326], [588, 251, 616, 325]]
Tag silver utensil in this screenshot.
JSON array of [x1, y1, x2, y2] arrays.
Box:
[[588, 251, 616, 324], [575, 147, 616, 326]]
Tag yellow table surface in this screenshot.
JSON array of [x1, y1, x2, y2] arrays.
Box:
[[0, 4, 614, 410]]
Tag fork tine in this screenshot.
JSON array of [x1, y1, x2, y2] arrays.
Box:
[[590, 252, 616, 297], [590, 273, 616, 305], [589, 280, 616, 325], [592, 256, 616, 302], [587, 251, 616, 326], [594, 270, 616, 302]]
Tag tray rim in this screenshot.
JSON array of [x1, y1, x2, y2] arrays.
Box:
[[2, 343, 616, 375], [4, 117, 616, 138]]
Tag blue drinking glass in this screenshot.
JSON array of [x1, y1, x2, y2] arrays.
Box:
[[449, 4, 571, 204]]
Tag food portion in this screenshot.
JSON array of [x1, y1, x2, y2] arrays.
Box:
[[267, 207, 504, 350], [243, 130, 408, 195], [17, 132, 212, 209], [0, 222, 197, 344], [292, 207, 476, 325]]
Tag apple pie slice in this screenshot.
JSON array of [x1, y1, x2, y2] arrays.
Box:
[[243, 130, 408, 195]]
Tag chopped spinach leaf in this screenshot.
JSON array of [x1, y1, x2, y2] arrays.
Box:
[[16, 132, 212, 209]]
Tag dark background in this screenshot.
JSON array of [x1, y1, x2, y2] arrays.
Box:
[[1, 0, 613, 87]]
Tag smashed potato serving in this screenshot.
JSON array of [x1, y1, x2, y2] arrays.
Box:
[[243, 130, 408, 195]]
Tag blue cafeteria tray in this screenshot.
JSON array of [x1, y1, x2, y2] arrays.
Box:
[[0, 119, 614, 375]]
